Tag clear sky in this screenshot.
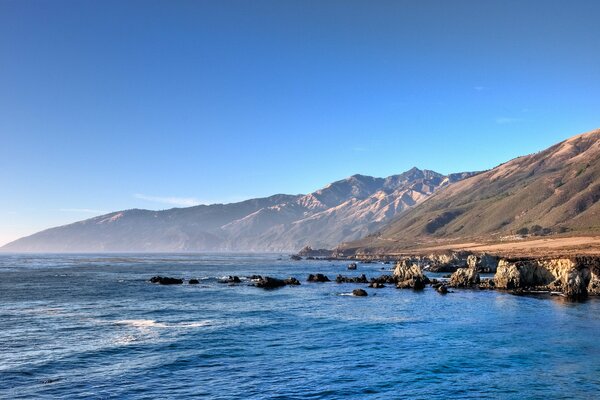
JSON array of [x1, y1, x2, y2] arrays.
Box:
[[1, 0, 599, 245]]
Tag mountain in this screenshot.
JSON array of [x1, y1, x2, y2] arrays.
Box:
[[1, 168, 474, 252], [340, 128, 600, 254]]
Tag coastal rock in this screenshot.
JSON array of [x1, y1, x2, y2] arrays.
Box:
[[370, 275, 397, 284], [493, 257, 599, 299], [467, 253, 499, 273], [149, 276, 183, 285], [393, 260, 425, 281], [449, 267, 480, 287], [219, 276, 241, 284], [348, 263, 357, 270], [437, 284, 448, 294], [290, 255, 302, 261], [188, 279, 199, 284], [369, 282, 385, 288], [284, 277, 301, 285], [255, 276, 287, 289], [396, 276, 425, 290], [394, 261, 427, 290], [352, 289, 368, 297], [335, 274, 368, 284], [307, 273, 330, 282]]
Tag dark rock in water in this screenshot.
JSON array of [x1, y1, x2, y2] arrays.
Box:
[[308, 273, 330, 282], [255, 276, 287, 289], [369, 282, 385, 289], [219, 276, 241, 284], [437, 285, 448, 294], [335, 274, 368, 283], [284, 277, 301, 285], [188, 279, 200, 284], [247, 275, 263, 280], [396, 276, 425, 290], [290, 255, 302, 261], [370, 275, 397, 284], [149, 276, 183, 285], [352, 289, 368, 297], [348, 263, 357, 270]]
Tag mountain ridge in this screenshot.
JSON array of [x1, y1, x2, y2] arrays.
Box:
[[2, 168, 475, 252], [339, 128, 600, 254]]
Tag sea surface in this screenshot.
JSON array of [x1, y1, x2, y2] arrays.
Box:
[[1, 253, 600, 399]]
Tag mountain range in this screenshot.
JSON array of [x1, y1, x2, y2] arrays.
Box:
[[1, 168, 474, 252], [341, 128, 600, 254], [4, 128, 599, 254]]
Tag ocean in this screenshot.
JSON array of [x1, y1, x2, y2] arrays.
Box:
[[1, 253, 599, 399]]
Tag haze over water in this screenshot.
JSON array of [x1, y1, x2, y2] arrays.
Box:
[[1, 253, 599, 399]]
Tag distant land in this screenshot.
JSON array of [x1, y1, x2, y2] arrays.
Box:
[[3, 128, 599, 255], [340, 128, 600, 257], [1, 168, 475, 252]]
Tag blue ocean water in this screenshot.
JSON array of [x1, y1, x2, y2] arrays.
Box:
[[1, 253, 600, 399]]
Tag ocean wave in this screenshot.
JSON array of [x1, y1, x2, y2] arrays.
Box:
[[113, 319, 213, 329]]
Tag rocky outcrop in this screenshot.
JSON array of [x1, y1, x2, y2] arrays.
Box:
[[352, 289, 368, 297], [188, 279, 199, 284], [467, 254, 499, 272], [394, 260, 428, 290], [393, 260, 426, 281], [449, 267, 480, 288], [494, 256, 600, 300]]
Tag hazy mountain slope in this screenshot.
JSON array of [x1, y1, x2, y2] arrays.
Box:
[[2, 168, 474, 252], [1, 194, 300, 252], [220, 169, 476, 251], [341, 128, 600, 253]]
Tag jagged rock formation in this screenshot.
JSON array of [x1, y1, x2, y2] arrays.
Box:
[[493, 256, 600, 299], [2, 168, 474, 253], [449, 267, 480, 288]]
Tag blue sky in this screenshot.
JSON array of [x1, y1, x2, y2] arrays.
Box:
[[1, 0, 600, 245]]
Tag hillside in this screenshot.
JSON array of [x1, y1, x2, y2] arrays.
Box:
[[1, 168, 473, 252], [340, 128, 600, 255]]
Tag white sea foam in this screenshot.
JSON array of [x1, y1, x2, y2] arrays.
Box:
[[114, 319, 213, 329]]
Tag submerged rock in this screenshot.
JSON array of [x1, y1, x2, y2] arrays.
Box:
[[352, 289, 368, 297], [149, 276, 183, 285], [188, 279, 200, 284]]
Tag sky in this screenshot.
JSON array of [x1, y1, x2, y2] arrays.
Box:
[[1, 0, 600, 245]]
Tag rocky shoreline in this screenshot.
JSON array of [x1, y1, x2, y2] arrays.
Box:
[[149, 252, 600, 301]]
